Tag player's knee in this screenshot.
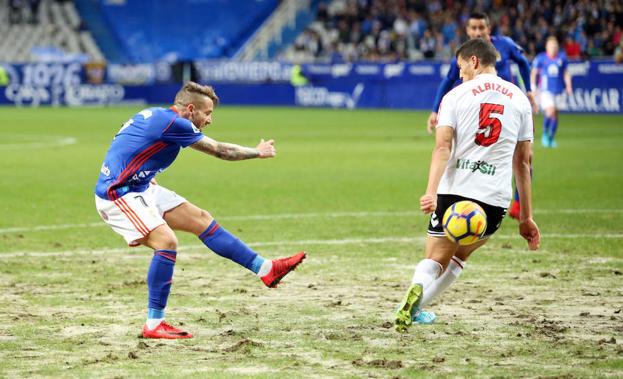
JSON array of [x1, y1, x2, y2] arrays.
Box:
[[187, 208, 214, 236], [546, 108, 556, 118], [198, 209, 214, 225], [156, 230, 178, 250], [160, 236, 178, 251]]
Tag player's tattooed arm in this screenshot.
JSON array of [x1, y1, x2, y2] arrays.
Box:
[[191, 136, 275, 160]]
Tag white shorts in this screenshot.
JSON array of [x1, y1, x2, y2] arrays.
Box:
[[539, 91, 560, 110], [95, 184, 187, 246]]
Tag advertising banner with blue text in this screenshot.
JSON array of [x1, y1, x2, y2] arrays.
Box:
[[1, 60, 621, 112]]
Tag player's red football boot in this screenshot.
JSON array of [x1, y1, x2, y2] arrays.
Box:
[[509, 200, 520, 220], [261, 252, 306, 288], [142, 321, 193, 339]]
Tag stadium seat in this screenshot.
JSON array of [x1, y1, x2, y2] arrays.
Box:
[[0, 0, 104, 63], [93, 0, 279, 62]]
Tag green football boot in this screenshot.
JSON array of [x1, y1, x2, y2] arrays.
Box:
[[395, 283, 423, 332]]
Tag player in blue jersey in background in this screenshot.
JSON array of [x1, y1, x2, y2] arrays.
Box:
[[426, 12, 537, 134], [95, 82, 306, 339], [531, 36, 573, 148]]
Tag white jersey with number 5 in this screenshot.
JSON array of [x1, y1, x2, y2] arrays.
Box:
[[436, 73, 533, 208]]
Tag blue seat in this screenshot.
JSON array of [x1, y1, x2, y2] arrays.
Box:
[[98, 0, 278, 62]]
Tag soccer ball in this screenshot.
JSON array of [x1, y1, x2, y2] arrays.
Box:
[[442, 201, 488, 245]]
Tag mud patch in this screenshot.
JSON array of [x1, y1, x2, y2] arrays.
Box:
[[352, 358, 403, 369], [223, 338, 263, 353]]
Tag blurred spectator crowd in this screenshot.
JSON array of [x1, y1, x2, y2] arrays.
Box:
[[284, 0, 623, 62]]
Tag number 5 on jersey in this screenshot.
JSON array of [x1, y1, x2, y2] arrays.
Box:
[[476, 103, 504, 146]]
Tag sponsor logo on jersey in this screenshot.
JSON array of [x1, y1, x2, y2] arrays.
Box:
[[456, 159, 497, 176], [100, 164, 110, 177], [130, 170, 152, 182]]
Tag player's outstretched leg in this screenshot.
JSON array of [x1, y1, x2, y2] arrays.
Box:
[[199, 220, 305, 287], [142, 250, 193, 339]]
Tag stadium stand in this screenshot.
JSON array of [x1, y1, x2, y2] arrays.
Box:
[[237, 0, 322, 61], [89, 0, 280, 63], [73, 0, 128, 63], [0, 0, 104, 62], [280, 0, 623, 62]]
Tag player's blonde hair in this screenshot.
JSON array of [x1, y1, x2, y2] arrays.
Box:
[[174, 81, 220, 107]]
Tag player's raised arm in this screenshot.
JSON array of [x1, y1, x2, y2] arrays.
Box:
[[513, 140, 540, 250], [508, 38, 538, 113], [190, 136, 275, 161]]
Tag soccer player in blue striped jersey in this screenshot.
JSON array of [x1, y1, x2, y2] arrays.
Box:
[[531, 36, 573, 148], [94, 82, 306, 339]]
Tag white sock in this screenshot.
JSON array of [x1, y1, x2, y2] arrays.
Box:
[[257, 260, 272, 277], [145, 318, 164, 330], [420, 256, 465, 307], [411, 258, 443, 289]]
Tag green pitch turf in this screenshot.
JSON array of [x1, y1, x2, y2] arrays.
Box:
[[0, 106, 622, 378]]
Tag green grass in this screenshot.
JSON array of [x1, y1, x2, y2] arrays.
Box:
[[0, 106, 622, 378]]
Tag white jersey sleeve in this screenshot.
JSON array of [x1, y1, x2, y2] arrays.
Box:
[[436, 91, 458, 129], [518, 104, 534, 142]]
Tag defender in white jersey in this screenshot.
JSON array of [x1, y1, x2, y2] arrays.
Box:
[[395, 39, 540, 331]]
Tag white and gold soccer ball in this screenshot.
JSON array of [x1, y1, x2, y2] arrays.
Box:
[[442, 201, 488, 245]]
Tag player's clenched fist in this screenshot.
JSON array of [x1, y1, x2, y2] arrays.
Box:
[[257, 139, 276, 158], [419, 194, 436, 214], [519, 218, 541, 250]]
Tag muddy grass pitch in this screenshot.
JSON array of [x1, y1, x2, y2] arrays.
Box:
[[1, 107, 622, 377]]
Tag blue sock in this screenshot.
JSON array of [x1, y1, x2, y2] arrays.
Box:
[[550, 117, 558, 140], [147, 249, 176, 318], [199, 220, 266, 274], [543, 117, 552, 138], [148, 308, 164, 319]]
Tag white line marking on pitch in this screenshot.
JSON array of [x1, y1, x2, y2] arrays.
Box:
[[1, 233, 622, 258], [0, 209, 620, 234], [0, 136, 77, 150]]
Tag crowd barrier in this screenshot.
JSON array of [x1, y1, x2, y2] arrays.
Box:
[[0, 60, 621, 113]]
